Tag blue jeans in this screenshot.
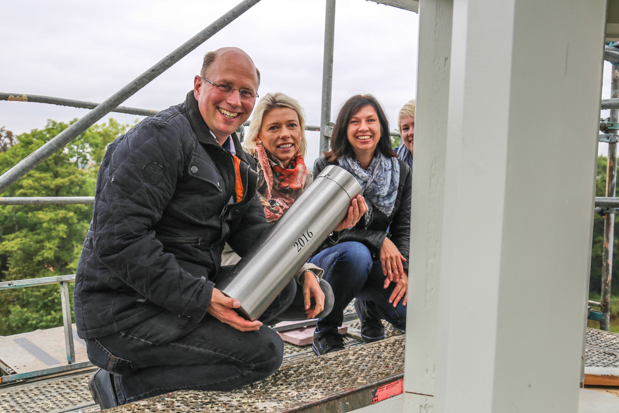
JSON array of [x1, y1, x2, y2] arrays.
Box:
[[308, 241, 407, 332], [86, 266, 303, 405]]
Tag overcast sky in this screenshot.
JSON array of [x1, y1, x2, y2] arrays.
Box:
[[2, 0, 614, 164], [1, 0, 419, 166]]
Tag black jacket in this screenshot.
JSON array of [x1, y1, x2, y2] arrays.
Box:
[[74, 92, 270, 339], [314, 157, 411, 269]]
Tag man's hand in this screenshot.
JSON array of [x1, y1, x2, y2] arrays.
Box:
[[303, 271, 325, 319], [207, 288, 263, 332], [334, 195, 368, 231], [381, 237, 406, 287], [389, 271, 408, 308]]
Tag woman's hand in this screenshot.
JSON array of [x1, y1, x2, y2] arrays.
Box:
[[380, 237, 406, 286], [389, 271, 408, 307], [207, 288, 263, 332], [334, 195, 368, 231], [303, 271, 325, 318]]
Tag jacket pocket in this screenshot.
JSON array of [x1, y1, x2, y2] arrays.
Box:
[[188, 153, 223, 192]]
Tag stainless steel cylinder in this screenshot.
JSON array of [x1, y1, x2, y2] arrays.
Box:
[[217, 165, 363, 320]]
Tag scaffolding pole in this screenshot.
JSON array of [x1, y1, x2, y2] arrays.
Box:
[[319, 0, 336, 155], [0, 92, 157, 117], [0, 0, 261, 194], [601, 64, 619, 331], [602, 98, 619, 109]]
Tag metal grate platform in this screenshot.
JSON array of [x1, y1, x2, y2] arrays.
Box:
[[108, 335, 406, 413], [0, 371, 97, 413], [1, 327, 618, 412], [585, 328, 619, 368]]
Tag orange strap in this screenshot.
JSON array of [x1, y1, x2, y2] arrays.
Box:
[[233, 155, 244, 203]]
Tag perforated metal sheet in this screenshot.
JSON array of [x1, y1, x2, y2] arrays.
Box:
[[3, 327, 619, 413], [586, 328, 619, 353], [0, 372, 97, 413], [109, 335, 406, 412], [585, 328, 619, 368]]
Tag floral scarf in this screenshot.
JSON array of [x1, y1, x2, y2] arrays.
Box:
[[338, 154, 400, 226], [254, 142, 308, 223]]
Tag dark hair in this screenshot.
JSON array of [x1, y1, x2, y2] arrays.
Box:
[[200, 51, 261, 85], [325, 94, 396, 162]]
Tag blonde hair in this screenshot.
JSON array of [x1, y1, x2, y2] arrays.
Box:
[[244, 93, 307, 157], [398, 99, 416, 131]]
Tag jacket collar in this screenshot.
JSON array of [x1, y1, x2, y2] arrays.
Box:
[[185, 91, 246, 161]]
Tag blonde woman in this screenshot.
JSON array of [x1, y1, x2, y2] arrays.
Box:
[[395, 99, 415, 169], [224, 92, 367, 323]]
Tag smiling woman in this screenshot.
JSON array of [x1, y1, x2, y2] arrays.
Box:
[[221, 92, 338, 324], [308, 94, 412, 356], [244, 92, 310, 222]]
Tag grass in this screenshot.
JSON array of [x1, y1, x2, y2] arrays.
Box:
[[588, 292, 619, 334]]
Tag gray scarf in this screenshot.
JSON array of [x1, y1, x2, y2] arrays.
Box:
[[338, 154, 400, 226]]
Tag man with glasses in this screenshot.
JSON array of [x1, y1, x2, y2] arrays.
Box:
[[75, 47, 360, 409]]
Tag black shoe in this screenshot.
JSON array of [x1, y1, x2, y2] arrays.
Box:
[[354, 299, 385, 343], [313, 329, 345, 355], [88, 368, 119, 410]]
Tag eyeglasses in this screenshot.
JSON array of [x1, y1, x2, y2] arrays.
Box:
[[200, 76, 259, 101]]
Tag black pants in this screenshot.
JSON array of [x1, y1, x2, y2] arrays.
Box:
[[86, 271, 333, 405]]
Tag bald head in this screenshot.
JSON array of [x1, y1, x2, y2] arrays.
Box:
[[200, 47, 260, 85], [193, 47, 260, 143]]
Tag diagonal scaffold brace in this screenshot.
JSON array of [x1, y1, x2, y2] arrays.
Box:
[[0, 0, 261, 194]]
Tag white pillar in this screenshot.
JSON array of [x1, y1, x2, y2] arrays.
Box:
[[432, 1, 607, 412], [403, 0, 452, 411]]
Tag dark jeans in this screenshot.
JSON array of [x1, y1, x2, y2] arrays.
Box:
[[86, 266, 332, 405], [307, 241, 407, 332]]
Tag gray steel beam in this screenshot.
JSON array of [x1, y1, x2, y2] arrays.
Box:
[[0, 93, 157, 117], [319, 0, 337, 155], [0, 0, 262, 194]]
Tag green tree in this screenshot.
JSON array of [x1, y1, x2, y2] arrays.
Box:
[[0, 119, 129, 335], [391, 134, 401, 149]]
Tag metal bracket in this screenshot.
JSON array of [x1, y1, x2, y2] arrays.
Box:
[[599, 134, 619, 143], [323, 122, 335, 139], [595, 207, 619, 215], [588, 308, 604, 322], [599, 118, 619, 135]]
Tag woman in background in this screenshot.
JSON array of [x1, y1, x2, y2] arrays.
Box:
[[309, 94, 411, 355], [395, 99, 415, 169]]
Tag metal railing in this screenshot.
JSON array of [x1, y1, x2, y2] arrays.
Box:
[[0, 273, 354, 384], [0, 275, 94, 384]]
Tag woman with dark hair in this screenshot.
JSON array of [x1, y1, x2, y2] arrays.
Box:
[[310, 94, 411, 355]]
